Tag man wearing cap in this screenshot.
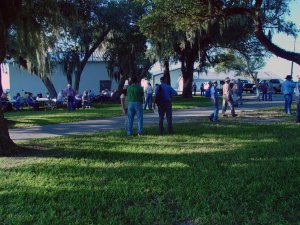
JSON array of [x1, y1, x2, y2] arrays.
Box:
[[209, 80, 219, 122], [222, 77, 237, 117], [127, 76, 144, 136], [295, 75, 300, 122], [64, 84, 75, 111], [281, 75, 296, 115], [153, 76, 177, 134]]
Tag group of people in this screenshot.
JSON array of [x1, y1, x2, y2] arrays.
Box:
[[63, 84, 94, 111], [209, 77, 241, 122], [192, 82, 206, 96], [257, 80, 274, 101], [120, 76, 177, 136]]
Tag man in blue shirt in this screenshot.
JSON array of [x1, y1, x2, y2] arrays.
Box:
[[281, 75, 296, 114], [153, 76, 177, 134]]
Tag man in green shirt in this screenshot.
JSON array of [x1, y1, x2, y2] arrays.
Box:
[[127, 76, 144, 135]]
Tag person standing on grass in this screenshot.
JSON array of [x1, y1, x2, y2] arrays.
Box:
[[64, 84, 75, 112], [281, 75, 296, 115], [267, 80, 274, 101], [222, 77, 237, 117], [237, 79, 244, 105], [200, 83, 205, 96], [295, 75, 300, 123], [193, 82, 197, 96], [144, 82, 153, 110], [153, 76, 177, 134], [127, 76, 144, 136], [209, 80, 219, 122], [120, 85, 128, 130]]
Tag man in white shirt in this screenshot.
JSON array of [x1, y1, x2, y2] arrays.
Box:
[[222, 77, 237, 117], [144, 82, 153, 110]]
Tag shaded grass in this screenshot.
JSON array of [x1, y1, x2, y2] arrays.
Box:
[[5, 96, 211, 128], [0, 118, 299, 224]]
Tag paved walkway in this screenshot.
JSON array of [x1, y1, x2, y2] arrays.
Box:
[[9, 96, 284, 140]]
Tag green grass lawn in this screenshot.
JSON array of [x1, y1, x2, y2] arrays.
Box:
[[1, 118, 299, 224], [5, 96, 211, 128]]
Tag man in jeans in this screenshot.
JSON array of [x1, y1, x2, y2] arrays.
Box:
[[222, 77, 237, 117], [295, 75, 300, 123], [281, 75, 295, 115], [144, 82, 153, 110], [127, 76, 144, 136], [236, 79, 244, 105], [209, 80, 219, 122], [153, 76, 177, 134], [64, 84, 75, 111]]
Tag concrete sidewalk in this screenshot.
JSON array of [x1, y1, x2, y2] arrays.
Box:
[[9, 98, 284, 140]]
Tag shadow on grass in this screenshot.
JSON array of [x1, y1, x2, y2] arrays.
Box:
[[1, 121, 299, 224]]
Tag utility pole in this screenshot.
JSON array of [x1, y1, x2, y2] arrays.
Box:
[[291, 37, 296, 76]]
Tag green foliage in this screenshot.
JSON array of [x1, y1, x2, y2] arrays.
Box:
[[1, 118, 299, 224]]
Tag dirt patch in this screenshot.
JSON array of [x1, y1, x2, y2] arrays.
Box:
[[237, 109, 289, 124]]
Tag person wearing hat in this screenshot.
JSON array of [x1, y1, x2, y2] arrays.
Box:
[[127, 76, 144, 136], [281, 75, 296, 115], [295, 75, 300, 122], [222, 77, 237, 117], [209, 80, 219, 122], [153, 76, 177, 134], [63, 83, 76, 112]]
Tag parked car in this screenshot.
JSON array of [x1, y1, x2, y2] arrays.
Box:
[[243, 83, 256, 93], [259, 79, 282, 93]]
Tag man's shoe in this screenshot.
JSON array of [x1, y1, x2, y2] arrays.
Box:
[[222, 114, 227, 117], [138, 133, 143, 136], [232, 114, 238, 117], [208, 116, 213, 121]]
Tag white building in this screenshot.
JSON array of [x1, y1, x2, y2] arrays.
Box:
[[1, 59, 118, 98]]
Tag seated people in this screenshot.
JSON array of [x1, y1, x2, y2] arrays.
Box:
[[26, 92, 39, 111], [88, 90, 95, 102], [56, 90, 65, 107], [74, 92, 82, 109], [13, 93, 21, 112], [82, 90, 91, 109], [0, 93, 11, 112]]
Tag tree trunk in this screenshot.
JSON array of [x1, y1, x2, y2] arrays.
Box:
[[181, 57, 195, 98], [42, 76, 57, 98], [0, 65, 3, 96], [163, 59, 171, 85], [0, 109, 19, 156], [74, 29, 111, 91]]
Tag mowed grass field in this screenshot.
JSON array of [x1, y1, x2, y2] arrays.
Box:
[[5, 96, 211, 128], [1, 117, 299, 224]]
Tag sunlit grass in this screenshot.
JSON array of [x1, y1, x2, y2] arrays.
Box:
[[5, 96, 212, 128], [0, 118, 299, 224]]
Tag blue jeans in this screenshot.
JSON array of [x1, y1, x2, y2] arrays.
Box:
[[268, 92, 273, 101], [144, 94, 153, 110], [284, 94, 292, 114], [296, 97, 300, 122], [238, 92, 243, 105], [127, 102, 143, 135], [210, 100, 219, 121], [158, 101, 173, 134], [67, 96, 74, 111]]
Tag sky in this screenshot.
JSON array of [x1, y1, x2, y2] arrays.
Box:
[[263, 0, 300, 79]]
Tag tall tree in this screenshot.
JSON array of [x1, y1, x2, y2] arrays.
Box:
[[103, 1, 155, 91], [55, 0, 130, 91], [0, 0, 61, 155]]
